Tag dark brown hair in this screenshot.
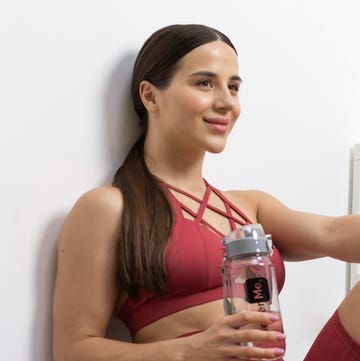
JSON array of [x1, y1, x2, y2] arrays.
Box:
[[113, 24, 237, 297]]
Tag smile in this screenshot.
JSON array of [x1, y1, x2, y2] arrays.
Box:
[[203, 117, 230, 133]]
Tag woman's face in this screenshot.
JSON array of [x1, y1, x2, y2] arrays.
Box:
[[150, 40, 241, 155]]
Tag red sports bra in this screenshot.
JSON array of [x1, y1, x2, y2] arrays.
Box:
[[118, 180, 286, 337]]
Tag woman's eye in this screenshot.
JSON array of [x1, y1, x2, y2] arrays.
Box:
[[228, 83, 240, 92], [198, 80, 212, 88]]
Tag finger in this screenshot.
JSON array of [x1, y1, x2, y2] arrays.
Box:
[[228, 344, 285, 360], [226, 311, 281, 329], [233, 328, 286, 345]]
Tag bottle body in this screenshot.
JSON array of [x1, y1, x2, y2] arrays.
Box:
[[222, 225, 285, 360]]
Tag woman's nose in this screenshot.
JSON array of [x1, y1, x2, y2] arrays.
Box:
[[213, 88, 236, 112]]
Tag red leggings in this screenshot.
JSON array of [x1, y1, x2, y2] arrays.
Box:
[[304, 310, 360, 360]]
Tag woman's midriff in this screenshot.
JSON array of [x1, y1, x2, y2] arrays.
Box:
[[132, 299, 224, 343]]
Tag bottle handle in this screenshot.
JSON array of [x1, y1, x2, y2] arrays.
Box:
[[221, 256, 235, 315], [266, 234, 273, 256]]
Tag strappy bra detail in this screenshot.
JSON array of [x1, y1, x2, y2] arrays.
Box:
[[164, 179, 253, 237], [117, 180, 286, 337]]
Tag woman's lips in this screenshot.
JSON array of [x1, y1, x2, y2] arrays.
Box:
[[203, 117, 230, 133]]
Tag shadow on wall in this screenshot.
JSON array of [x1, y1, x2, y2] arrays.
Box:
[[103, 51, 138, 341], [30, 52, 139, 361], [30, 215, 65, 361], [102, 51, 142, 183]]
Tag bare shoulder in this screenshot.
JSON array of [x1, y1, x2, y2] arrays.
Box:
[[222, 188, 282, 222], [226, 188, 282, 206], [74, 185, 123, 214], [58, 185, 124, 252], [224, 188, 261, 202]]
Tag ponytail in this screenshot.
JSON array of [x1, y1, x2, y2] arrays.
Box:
[[112, 134, 174, 297]]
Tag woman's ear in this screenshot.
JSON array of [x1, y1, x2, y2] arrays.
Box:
[[139, 80, 159, 113]]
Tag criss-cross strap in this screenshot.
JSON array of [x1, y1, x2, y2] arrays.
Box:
[[162, 179, 252, 237], [206, 181, 253, 229]]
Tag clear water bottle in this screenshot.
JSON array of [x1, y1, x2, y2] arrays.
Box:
[[222, 224, 285, 360]]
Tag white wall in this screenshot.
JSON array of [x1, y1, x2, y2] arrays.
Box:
[[1, 1, 360, 360]]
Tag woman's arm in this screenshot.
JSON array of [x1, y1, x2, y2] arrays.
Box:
[[251, 190, 360, 262], [53, 186, 187, 361]]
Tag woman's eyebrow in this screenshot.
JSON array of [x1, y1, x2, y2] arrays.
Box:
[[190, 70, 242, 83]]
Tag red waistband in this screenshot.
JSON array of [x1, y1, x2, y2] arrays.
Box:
[[119, 287, 224, 337]]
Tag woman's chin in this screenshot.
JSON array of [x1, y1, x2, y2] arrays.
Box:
[[206, 142, 227, 154]]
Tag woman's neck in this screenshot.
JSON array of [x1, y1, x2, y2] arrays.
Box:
[[144, 137, 206, 191]]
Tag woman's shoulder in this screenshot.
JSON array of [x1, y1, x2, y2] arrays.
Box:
[[58, 185, 124, 250], [223, 188, 268, 204], [222, 188, 276, 222], [224, 188, 288, 217], [75, 185, 124, 213], [225, 188, 276, 201]]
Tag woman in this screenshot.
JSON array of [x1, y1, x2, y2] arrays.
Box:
[[53, 24, 360, 360]]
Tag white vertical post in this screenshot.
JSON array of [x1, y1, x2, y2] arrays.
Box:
[[348, 144, 360, 291]]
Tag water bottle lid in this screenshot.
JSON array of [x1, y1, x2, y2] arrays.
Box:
[[222, 224, 272, 258]]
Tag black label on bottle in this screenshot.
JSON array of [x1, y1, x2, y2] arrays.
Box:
[[245, 277, 270, 304]]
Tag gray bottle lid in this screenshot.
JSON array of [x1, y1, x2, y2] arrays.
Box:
[[222, 224, 272, 258]]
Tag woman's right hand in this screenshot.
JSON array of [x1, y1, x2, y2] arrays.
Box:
[[166, 311, 286, 360]]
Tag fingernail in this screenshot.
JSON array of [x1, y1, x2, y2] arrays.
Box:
[[276, 333, 286, 341], [269, 315, 280, 322], [274, 348, 285, 356]]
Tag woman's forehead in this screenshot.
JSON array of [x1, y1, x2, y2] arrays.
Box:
[[174, 41, 239, 77]]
